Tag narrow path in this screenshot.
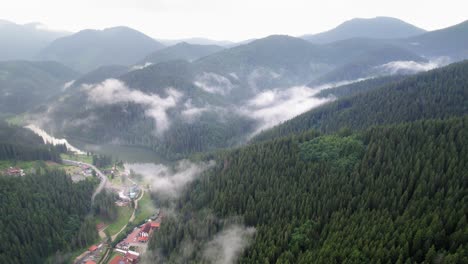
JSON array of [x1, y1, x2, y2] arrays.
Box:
[[110, 189, 145, 241], [63, 159, 108, 204]]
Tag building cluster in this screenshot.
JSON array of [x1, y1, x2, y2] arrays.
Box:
[[3, 167, 25, 176], [115, 185, 141, 207], [109, 250, 140, 264]]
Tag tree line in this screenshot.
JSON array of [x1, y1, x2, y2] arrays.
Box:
[[149, 117, 468, 263], [0, 170, 98, 263]]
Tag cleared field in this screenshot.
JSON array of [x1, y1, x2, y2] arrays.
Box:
[[61, 153, 93, 164], [0, 160, 43, 170], [103, 206, 133, 236], [133, 191, 155, 224]]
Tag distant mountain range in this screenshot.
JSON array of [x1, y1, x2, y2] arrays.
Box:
[[0, 60, 77, 114], [0, 20, 69, 60], [36, 26, 165, 72], [301, 17, 426, 43], [156, 37, 235, 47], [1, 16, 467, 158], [141, 42, 224, 65]]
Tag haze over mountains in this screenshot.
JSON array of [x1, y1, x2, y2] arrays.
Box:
[[0, 19, 68, 60], [301, 16, 426, 43], [1, 12, 468, 264], [36, 26, 165, 72], [0, 16, 466, 159]]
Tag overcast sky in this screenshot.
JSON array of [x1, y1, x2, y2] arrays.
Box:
[[1, 0, 467, 41]]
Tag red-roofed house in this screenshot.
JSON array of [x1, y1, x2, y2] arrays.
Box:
[[150, 222, 160, 229], [141, 223, 151, 233], [124, 251, 139, 263], [85, 261, 97, 264], [88, 245, 98, 252], [109, 255, 124, 264], [137, 235, 149, 243]]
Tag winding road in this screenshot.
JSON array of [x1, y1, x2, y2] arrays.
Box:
[[63, 159, 108, 204]]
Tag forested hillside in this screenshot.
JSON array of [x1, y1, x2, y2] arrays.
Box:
[[0, 121, 63, 162], [150, 117, 468, 263], [0, 61, 77, 114], [0, 170, 98, 263], [255, 60, 468, 142]]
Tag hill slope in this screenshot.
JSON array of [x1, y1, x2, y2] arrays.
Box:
[[141, 42, 224, 64], [0, 60, 77, 114], [0, 20, 68, 60], [37, 26, 164, 72], [302, 17, 425, 44], [400, 20, 468, 60], [255, 60, 468, 142], [150, 116, 468, 263]]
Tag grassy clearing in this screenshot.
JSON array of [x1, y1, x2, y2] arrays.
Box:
[[103, 206, 133, 236], [133, 191, 155, 224], [61, 153, 93, 164], [0, 160, 43, 171], [5, 113, 27, 126]]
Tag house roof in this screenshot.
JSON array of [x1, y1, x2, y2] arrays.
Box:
[[85, 261, 97, 264], [109, 256, 123, 264], [138, 236, 149, 242], [141, 222, 151, 233], [88, 245, 98, 251], [150, 222, 160, 228], [125, 252, 139, 260]]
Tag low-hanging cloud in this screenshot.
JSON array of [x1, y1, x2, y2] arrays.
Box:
[[241, 79, 368, 137], [62, 80, 75, 90], [376, 57, 450, 75], [181, 99, 211, 122], [203, 225, 256, 264], [194, 72, 235, 95], [125, 160, 215, 199], [241, 86, 329, 137], [25, 124, 85, 154], [240, 78, 367, 137], [131, 62, 154, 71], [84, 79, 182, 134]]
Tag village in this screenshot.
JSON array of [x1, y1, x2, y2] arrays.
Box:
[[0, 152, 162, 264], [58, 155, 161, 264]]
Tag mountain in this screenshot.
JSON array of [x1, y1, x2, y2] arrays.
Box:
[[193, 35, 332, 97], [157, 37, 234, 47], [310, 44, 426, 84], [31, 60, 255, 158], [72, 65, 130, 87], [0, 60, 77, 114], [399, 20, 468, 60], [302, 17, 426, 44], [151, 115, 468, 263], [140, 42, 224, 65], [0, 20, 68, 60], [37, 26, 165, 72], [255, 60, 468, 142], [27, 33, 462, 158]]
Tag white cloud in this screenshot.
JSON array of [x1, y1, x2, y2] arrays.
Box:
[[125, 160, 215, 199], [84, 79, 182, 134], [241, 86, 330, 136], [376, 57, 450, 75], [203, 225, 256, 264], [62, 80, 75, 90], [181, 99, 211, 122], [25, 124, 85, 154], [247, 68, 282, 92], [241, 79, 368, 137], [130, 62, 153, 71], [194, 72, 235, 95]]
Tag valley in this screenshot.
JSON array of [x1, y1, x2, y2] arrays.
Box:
[[0, 9, 467, 264]]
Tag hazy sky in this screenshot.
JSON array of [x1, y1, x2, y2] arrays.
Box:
[[1, 0, 467, 41]]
